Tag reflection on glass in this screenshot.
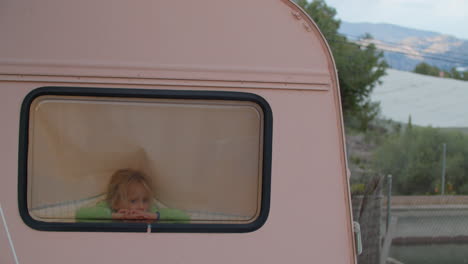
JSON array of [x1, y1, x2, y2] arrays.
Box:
[[28, 96, 264, 225]]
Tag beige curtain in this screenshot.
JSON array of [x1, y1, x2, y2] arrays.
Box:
[[28, 95, 263, 220]]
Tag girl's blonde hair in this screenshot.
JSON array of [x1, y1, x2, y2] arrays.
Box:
[[106, 168, 153, 211]]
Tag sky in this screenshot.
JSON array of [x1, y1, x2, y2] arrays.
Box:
[[323, 0, 468, 40]]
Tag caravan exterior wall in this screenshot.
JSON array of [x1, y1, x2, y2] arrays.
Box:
[[0, 0, 355, 263]]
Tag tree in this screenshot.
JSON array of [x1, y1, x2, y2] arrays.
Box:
[[450, 68, 468, 81], [372, 123, 468, 195], [414, 62, 440, 76], [450, 67, 462, 80], [296, 0, 388, 129], [413, 63, 468, 81]]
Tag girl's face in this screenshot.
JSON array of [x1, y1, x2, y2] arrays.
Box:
[[116, 181, 151, 211]]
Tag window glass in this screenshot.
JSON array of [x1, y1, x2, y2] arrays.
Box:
[[20, 87, 271, 232]]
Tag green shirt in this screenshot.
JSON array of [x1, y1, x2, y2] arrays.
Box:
[[75, 201, 190, 223]]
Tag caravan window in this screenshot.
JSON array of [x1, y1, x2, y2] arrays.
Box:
[[18, 87, 272, 232]]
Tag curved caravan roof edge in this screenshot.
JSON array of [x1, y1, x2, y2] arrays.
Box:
[[284, 0, 353, 250], [286, 0, 351, 187]]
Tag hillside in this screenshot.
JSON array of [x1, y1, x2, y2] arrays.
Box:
[[339, 22, 468, 71]]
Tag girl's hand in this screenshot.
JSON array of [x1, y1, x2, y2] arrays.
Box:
[[131, 211, 158, 220], [113, 209, 158, 221], [111, 209, 130, 219]]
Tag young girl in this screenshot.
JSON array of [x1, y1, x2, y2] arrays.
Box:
[[75, 168, 190, 223]]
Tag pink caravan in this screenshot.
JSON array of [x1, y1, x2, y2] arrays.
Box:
[[0, 0, 356, 263]]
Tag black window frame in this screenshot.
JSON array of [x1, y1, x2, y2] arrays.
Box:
[[18, 86, 273, 233]]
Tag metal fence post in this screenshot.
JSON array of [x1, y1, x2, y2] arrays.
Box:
[[441, 143, 446, 195], [386, 174, 392, 232]]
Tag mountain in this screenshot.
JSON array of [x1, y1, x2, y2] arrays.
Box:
[[338, 22, 468, 71]]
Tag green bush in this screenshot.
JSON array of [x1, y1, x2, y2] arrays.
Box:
[[351, 183, 366, 195], [457, 183, 468, 195], [372, 124, 468, 195]]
